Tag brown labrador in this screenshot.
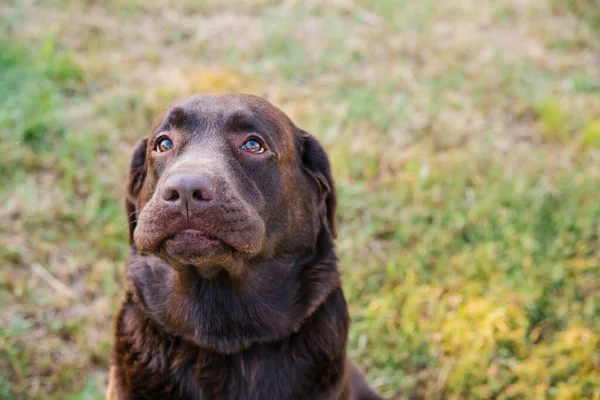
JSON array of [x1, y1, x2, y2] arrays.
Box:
[[108, 94, 382, 400]]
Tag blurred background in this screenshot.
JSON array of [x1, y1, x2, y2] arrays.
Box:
[[1, 0, 599, 399]]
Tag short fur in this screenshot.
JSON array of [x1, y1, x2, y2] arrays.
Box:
[[109, 94, 382, 400]]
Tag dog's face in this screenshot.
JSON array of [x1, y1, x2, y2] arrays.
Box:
[[127, 94, 336, 278]]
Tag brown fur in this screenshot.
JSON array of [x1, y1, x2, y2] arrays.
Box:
[[109, 94, 382, 400]]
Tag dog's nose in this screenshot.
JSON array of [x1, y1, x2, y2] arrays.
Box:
[[161, 173, 214, 213]]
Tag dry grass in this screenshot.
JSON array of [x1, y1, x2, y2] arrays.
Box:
[[1, 0, 599, 399]]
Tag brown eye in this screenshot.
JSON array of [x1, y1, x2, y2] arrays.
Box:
[[240, 138, 265, 154], [156, 138, 174, 153]]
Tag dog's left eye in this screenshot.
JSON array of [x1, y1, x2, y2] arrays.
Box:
[[156, 138, 174, 153], [240, 138, 265, 154]]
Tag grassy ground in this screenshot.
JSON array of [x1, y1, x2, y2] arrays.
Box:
[[1, 0, 599, 399]]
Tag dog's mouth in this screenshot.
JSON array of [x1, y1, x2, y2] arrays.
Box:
[[134, 202, 267, 265], [159, 229, 245, 278], [164, 229, 222, 251]]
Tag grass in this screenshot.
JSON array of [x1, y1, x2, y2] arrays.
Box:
[[1, 0, 599, 399]]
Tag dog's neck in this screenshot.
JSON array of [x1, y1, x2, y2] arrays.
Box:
[[126, 231, 341, 354]]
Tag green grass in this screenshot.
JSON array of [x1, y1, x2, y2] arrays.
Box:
[[1, 0, 600, 399], [552, 0, 600, 36], [0, 21, 125, 400]]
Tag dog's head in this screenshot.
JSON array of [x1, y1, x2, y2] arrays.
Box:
[[127, 94, 336, 278]]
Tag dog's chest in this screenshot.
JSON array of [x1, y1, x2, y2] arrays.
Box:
[[114, 301, 344, 400]]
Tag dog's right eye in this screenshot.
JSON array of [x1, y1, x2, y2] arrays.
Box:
[[240, 138, 265, 154], [156, 138, 174, 153]]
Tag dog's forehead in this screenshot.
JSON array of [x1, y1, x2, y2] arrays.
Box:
[[167, 94, 296, 144], [175, 94, 279, 115]]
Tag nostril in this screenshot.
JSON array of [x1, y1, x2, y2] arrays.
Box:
[[162, 174, 214, 206], [163, 188, 180, 202], [193, 188, 213, 202]]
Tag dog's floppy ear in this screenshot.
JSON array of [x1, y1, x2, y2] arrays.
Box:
[[298, 129, 337, 238], [126, 138, 148, 244]]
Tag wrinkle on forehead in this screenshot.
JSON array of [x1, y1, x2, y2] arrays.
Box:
[[173, 93, 275, 111], [170, 93, 297, 146]]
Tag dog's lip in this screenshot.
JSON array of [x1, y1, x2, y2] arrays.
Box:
[[164, 229, 222, 249]]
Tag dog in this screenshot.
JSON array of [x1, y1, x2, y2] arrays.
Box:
[[108, 94, 382, 400]]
